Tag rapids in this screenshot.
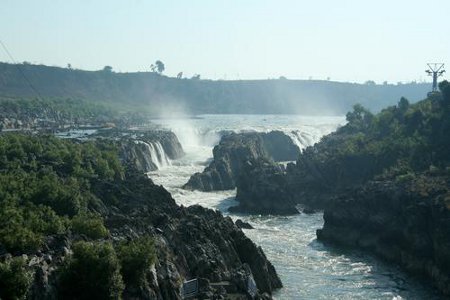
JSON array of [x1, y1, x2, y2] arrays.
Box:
[[148, 114, 440, 299]]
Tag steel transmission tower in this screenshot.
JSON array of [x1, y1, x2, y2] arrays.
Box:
[[425, 63, 445, 92]]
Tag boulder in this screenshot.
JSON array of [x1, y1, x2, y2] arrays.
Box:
[[235, 219, 254, 229], [230, 158, 299, 215], [184, 131, 300, 191]]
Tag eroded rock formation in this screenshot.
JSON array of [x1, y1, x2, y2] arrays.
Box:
[[184, 131, 299, 191]]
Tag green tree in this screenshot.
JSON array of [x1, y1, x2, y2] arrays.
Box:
[[439, 80, 450, 104], [116, 236, 156, 288], [71, 212, 109, 239], [0, 256, 33, 300], [398, 97, 410, 113], [150, 60, 165, 74], [345, 104, 373, 132], [58, 241, 124, 300]]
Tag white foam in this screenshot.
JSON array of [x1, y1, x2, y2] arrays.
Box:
[[139, 141, 171, 170]]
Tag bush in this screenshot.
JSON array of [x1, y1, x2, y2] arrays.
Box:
[[116, 236, 157, 287], [0, 200, 67, 253], [71, 212, 109, 239], [396, 172, 416, 183], [0, 256, 33, 300], [0, 203, 40, 252], [58, 241, 124, 299]]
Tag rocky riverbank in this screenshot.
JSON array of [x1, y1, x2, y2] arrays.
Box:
[[24, 168, 282, 299], [228, 130, 375, 215], [104, 170, 282, 299], [184, 131, 299, 191], [228, 88, 450, 296], [317, 174, 450, 296], [0, 133, 281, 299]]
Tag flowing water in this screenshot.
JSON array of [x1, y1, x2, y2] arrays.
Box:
[[148, 114, 441, 300], [137, 140, 172, 170]]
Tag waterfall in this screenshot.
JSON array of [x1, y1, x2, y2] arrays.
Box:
[[287, 130, 315, 150], [153, 141, 171, 168], [138, 141, 171, 170]]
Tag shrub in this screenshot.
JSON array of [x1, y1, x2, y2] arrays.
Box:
[[0, 256, 33, 300], [71, 212, 109, 239], [58, 241, 124, 299], [0, 200, 67, 253], [116, 236, 157, 287], [0, 201, 43, 253], [396, 172, 416, 183]]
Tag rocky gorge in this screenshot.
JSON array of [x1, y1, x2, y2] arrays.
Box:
[[226, 87, 450, 296], [317, 174, 450, 295]]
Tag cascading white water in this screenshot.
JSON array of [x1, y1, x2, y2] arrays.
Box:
[[287, 130, 317, 150], [153, 141, 171, 168], [139, 141, 171, 170], [146, 114, 440, 299]]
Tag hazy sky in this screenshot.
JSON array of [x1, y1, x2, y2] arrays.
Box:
[[1, 0, 448, 83]]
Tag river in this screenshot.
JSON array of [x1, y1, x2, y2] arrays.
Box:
[[148, 114, 441, 300]]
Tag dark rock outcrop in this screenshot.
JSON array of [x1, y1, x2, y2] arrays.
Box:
[[184, 131, 300, 191], [101, 172, 282, 298], [230, 159, 299, 215], [235, 219, 254, 229], [230, 131, 385, 215], [21, 167, 282, 299], [317, 175, 450, 296]]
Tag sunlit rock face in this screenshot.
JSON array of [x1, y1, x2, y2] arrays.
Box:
[[184, 131, 300, 191]]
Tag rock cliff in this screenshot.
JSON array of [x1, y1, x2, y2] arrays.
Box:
[[184, 131, 299, 191], [317, 174, 450, 296], [26, 169, 282, 299], [102, 129, 185, 172], [230, 158, 299, 215], [1, 135, 281, 300]]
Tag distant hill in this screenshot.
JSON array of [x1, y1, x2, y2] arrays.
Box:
[[0, 62, 431, 115]]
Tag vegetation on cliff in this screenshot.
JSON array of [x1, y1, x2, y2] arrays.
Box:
[[292, 82, 450, 295], [233, 81, 450, 213], [0, 134, 137, 299], [307, 80, 450, 185], [0, 134, 122, 253], [0, 132, 281, 299]]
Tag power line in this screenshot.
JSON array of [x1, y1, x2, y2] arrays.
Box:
[[0, 39, 43, 99], [425, 63, 445, 92]]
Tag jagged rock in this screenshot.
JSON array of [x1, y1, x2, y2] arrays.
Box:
[[235, 219, 254, 229], [184, 131, 300, 191], [101, 172, 282, 298], [230, 159, 299, 215], [231, 130, 390, 214], [11, 156, 280, 299], [317, 176, 450, 296]]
